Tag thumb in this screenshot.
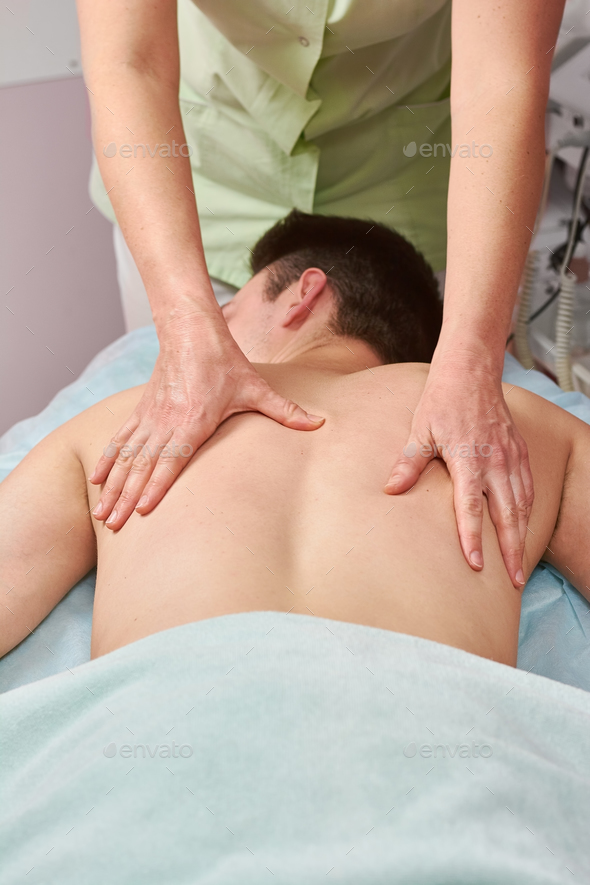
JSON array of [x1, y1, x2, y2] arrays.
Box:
[[252, 383, 325, 431], [385, 433, 435, 494]]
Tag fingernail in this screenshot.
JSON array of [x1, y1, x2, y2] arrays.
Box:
[[93, 502, 104, 518], [106, 510, 117, 526], [515, 569, 525, 585], [306, 413, 324, 424], [385, 475, 400, 490], [136, 496, 148, 510], [470, 551, 483, 568]]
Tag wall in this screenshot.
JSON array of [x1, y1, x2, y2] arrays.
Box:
[[0, 1, 124, 436]]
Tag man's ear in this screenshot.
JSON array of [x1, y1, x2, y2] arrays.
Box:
[[280, 268, 329, 329]]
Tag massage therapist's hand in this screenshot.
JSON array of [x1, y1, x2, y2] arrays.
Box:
[[89, 309, 324, 530], [385, 353, 534, 590]]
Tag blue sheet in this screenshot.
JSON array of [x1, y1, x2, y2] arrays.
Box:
[[1, 328, 589, 694], [2, 612, 590, 883]]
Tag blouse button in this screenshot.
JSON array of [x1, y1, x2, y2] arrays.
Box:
[[298, 35, 310, 47]]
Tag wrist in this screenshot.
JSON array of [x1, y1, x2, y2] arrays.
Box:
[[433, 321, 507, 375], [156, 302, 235, 358], [153, 292, 224, 336], [430, 338, 505, 385]]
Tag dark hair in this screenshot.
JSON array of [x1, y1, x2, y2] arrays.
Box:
[[249, 209, 442, 364]]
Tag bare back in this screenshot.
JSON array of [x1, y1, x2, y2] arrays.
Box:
[[72, 363, 569, 665]]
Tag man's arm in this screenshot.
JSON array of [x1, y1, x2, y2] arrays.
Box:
[[543, 417, 590, 604], [0, 422, 97, 658]]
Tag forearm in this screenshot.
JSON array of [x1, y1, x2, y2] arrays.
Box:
[[87, 68, 218, 327], [436, 0, 565, 377], [78, 0, 220, 331], [438, 84, 547, 375]]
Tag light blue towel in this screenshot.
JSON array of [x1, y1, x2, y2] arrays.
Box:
[[1, 329, 589, 693], [1, 611, 589, 884]]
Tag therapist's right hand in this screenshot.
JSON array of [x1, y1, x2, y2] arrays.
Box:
[[89, 309, 324, 530]]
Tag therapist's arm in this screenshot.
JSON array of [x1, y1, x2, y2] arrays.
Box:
[[76, 0, 323, 530], [387, 0, 566, 589]]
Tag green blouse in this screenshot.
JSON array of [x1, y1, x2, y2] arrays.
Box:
[[89, 0, 452, 287]]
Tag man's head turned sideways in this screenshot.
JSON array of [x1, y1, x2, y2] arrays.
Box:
[[222, 209, 443, 369]]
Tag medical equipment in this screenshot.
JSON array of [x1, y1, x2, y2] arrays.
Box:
[[514, 36, 590, 391], [514, 133, 590, 390]]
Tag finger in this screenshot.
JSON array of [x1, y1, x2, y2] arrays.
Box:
[[89, 417, 139, 484], [484, 473, 525, 589], [507, 467, 528, 555], [92, 432, 149, 522], [385, 435, 436, 494], [448, 462, 485, 571], [250, 384, 325, 431], [519, 440, 535, 523], [103, 434, 185, 530], [133, 437, 196, 516]]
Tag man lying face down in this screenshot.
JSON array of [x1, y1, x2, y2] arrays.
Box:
[[1, 210, 589, 665]]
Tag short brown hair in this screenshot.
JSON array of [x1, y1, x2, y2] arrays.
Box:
[[250, 209, 442, 364]]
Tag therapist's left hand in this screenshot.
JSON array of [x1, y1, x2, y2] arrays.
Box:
[[385, 352, 534, 590], [88, 308, 324, 529]]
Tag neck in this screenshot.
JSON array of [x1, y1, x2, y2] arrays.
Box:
[[269, 337, 384, 374]]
